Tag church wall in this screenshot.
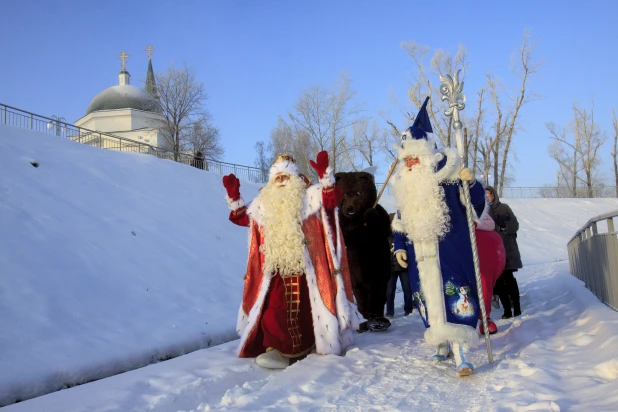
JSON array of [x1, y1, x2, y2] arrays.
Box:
[[74, 110, 167, 149]]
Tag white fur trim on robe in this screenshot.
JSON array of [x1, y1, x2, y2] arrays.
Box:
[[318, 166, 335, 188], [235, 265, 273, 356], [319, 205, 361, 333], [414, 240, 479, 349], [225, 195, 245, 211]]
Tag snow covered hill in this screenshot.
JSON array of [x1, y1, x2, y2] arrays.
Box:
[[0, 124, 260, 405], [2, 123, 618, 410]]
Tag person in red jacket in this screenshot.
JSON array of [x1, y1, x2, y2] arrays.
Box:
[[475, 206, 506, 335], [222, 151, 359, 369]]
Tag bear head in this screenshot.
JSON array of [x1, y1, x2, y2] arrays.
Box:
[[334, 171, 377, 220]]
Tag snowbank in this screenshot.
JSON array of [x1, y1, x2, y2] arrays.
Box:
[[0, 124, 259, 405]]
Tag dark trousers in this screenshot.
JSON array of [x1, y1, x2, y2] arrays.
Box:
[[494, 269, 521, 315], [385, 270, 414, 316]]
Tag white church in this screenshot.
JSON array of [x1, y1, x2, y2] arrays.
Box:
[[74, 48, 168, 150]]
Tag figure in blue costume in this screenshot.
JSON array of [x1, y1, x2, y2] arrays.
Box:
[[390, 100, 485, 376]]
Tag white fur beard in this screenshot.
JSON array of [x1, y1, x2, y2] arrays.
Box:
[[391, 160, 451, 243], [259, 175, 307, 276]]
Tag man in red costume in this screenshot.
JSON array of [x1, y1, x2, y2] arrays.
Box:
[[222, 151, 359, 369]]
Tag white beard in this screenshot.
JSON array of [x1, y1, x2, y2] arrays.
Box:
[[391, 155, 451, 243], [258, 174, 307, 276]]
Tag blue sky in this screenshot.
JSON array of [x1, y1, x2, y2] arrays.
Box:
[[1, 0, 616, 186]]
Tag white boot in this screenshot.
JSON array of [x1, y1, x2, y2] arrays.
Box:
[[452, 342, 474, 376], [431, 342, 452, 362], [256, 349, 290, 369]]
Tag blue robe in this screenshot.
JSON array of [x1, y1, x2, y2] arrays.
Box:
[[392, 150, 485, 347]]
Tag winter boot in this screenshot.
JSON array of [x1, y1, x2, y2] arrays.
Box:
[[452, 342, 474, 376], [357, 321, 370, 333], [431, 342, 452, 362], [256, 348, 290, 369], [479, 318, 498, 335], [367, 317, 391, 332], [491, 295, 501, 309]]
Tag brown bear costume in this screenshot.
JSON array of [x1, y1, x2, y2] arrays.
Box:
[[335, 171, 392, 332]]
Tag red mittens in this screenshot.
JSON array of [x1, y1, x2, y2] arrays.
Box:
[[222, 174, 241, 200], [310, 151, 329, 178]]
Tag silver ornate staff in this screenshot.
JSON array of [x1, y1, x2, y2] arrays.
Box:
[[440, 70, 493, 364]]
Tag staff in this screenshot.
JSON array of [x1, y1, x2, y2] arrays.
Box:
[[440, 70, 494, 364]]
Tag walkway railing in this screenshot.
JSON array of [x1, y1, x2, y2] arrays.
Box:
[[375, 184, 617, 198], [3, 103, 617, 195], [0, 103, 268, 183], [567, 210, 618, 311]]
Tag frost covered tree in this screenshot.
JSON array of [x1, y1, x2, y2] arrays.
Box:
[[285, 71, 363, 175], [401, 30, 541, 196], [546, 100, 607, 198], [154, 63, 216, 161]]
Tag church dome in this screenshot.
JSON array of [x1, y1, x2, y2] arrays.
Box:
[[86, 84, 161, 116]]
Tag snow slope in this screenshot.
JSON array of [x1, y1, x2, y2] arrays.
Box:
[[2, 123, 618, 410], [0, 124, 260, 405]]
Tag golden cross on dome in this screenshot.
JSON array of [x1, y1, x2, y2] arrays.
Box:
[[145, 45, 154, 60], [118, 51, 130, 70]]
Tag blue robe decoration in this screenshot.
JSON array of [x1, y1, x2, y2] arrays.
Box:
[[392, 148, 485, 348]]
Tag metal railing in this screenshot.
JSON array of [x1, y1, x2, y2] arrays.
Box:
[[3, 103, 618, 194], [567, 210, 618, 311], [0, 103, 268, 184], [375, 184, 617, 198]]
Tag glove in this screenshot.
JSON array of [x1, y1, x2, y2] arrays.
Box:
[[459, 167, 474, 184], [395, 250, 408, 269], [310, 151, 329, 178], [222, 174, 241, 200]]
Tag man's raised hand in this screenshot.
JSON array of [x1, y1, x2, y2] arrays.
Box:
[[310, 151, 329, 178], [222, 174, 241, 200]]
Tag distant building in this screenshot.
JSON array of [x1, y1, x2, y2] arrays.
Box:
[[74, 48, 168, 151]]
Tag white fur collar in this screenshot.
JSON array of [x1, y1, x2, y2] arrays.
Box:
[[433, 148, 461, 183]]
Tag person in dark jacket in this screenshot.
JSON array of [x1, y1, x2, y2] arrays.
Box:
[[385, 214, 414, 318], [191, 151, 206, 170], [485, 186, 522, 319]]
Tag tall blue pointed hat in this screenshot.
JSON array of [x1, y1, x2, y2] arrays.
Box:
[[399, 96, 438, 158]]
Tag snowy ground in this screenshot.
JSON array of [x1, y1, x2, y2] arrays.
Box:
[[6, 262, 618, 412], [2, 124, 618, 411]]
